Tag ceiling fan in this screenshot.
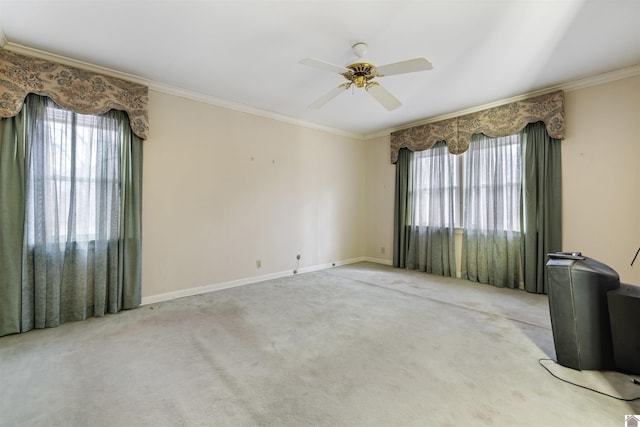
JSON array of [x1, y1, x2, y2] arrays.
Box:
[[299, 42, 433, 111]]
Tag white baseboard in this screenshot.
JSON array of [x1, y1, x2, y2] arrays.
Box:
[[141, 256, 368, 306]]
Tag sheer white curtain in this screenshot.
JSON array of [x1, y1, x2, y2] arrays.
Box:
[[461, 133, 522, 287], [405, 142, 458, 276]]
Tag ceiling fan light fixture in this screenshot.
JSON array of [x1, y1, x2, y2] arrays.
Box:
[[344, 62, 376, 88]]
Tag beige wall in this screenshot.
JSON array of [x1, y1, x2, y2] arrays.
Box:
[[142, 74, 639, 300], [364, 135, 395, 263], [562, 76, 640, 283], [363, 75, 640, 284], [142, 91, 365, 299]]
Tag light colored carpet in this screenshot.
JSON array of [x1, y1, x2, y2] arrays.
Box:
[[1, 262, 639, 426]]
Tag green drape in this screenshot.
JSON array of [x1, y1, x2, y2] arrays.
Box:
[[393, 148, 412, 268], [119, 127, 143, 310], [521, 121, 562, 293], [0, 113, 27, 336]]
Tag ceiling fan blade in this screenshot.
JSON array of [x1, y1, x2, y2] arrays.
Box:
[[366, 82, 402, 111], [309, 84, 349, 109], [299, 57, 351, 75], [375, 58, 433, 76]]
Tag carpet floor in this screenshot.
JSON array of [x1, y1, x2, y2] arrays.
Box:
[[1, 262, 638, 426]]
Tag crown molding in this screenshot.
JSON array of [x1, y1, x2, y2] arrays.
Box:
[[560, 63, 640, 92], [2, 42, 363, 140], [3, 42, 637, 143], [364, 63, 640, 140]]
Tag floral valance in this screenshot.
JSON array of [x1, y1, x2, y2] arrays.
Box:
[[0, 49, 149, 140], [389, 90, 565, 163]]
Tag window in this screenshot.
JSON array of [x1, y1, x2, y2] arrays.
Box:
[[395, 120, 561, 291], [410, 141, 460, 228], [462, 133, 522, 232], [25, 98, 122, 246], [411, 133, 522, 232]]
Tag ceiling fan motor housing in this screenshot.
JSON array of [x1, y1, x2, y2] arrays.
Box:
[[343, 63, 377, 88]]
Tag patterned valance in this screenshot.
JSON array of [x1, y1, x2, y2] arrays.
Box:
[[390, 90, 565, 163], [0, 49, 148, 140]]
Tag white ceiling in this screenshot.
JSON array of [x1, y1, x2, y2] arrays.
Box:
[[0, 0, 639, 138]]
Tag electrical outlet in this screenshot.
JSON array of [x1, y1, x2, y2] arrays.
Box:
[[256, 260, 261, 269], [381, 247, 386, 254]]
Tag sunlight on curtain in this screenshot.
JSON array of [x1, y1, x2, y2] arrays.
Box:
[[461, 133, 522, 288], [405, 142, 458, 276]]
